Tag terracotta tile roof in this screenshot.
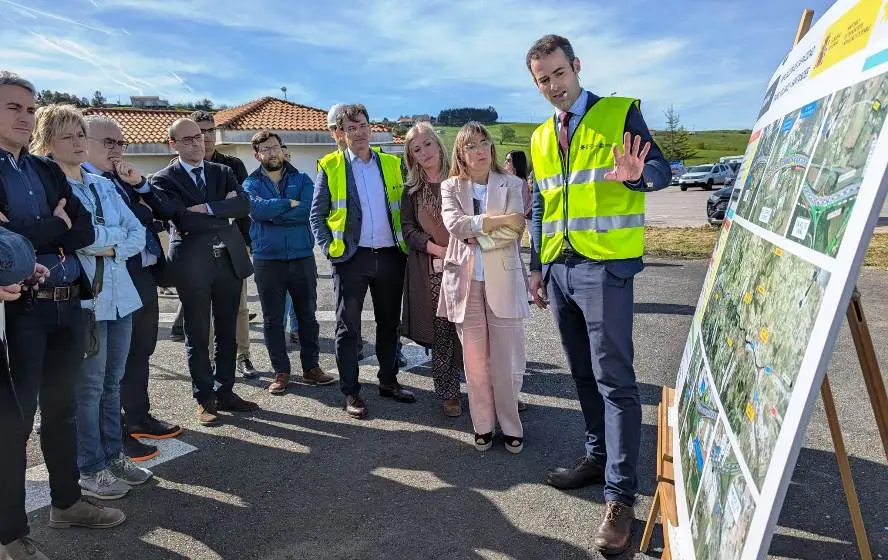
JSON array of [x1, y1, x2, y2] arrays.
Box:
[[82, 107, 190, 144], [214, 97, 390, 133], [82, 97, 395, 144]]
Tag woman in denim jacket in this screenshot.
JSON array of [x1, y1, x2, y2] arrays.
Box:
[[32, 104, 149, 500]]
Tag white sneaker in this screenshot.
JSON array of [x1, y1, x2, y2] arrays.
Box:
[[79, 469, 130, 500], [108, 452, 153, 486]]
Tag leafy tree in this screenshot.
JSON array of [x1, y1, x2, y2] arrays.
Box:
[[500, 125, 516, 144], [658, 105, 697, 162], [91, 90, 107, 107], [437, 106, 498, 125], [36, 90, 89, 107]]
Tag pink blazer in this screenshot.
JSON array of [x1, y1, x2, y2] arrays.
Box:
[[436, 172, 531, 324]]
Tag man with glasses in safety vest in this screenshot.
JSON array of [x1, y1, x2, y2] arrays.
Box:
[[526, 34, 670, 555], [310, 103, 414, 420]]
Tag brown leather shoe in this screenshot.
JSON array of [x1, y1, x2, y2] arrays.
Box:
[[443, 398, 462, 417], [196, 403, 220, 427], [345, 394, 367, 419], [593, 501, 634, 555], [546, 456, 605, 489], [378, 381, 416, 403], [303, 367, 335, 386], [269, 373, 290, 395]]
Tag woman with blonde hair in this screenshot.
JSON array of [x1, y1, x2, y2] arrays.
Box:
[[32, 104, 150, 499], [400, 122, 463, 416], [437, 122, 529, 453]]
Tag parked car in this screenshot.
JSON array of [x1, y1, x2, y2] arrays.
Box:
[[678, 163, 732, 191], [706, 185, 733, 224], [669, 161, 686, 185]]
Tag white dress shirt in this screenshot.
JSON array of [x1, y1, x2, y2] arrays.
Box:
[[347, 148, 396, 249]]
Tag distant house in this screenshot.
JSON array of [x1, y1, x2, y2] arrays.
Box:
[[130, 96, 169, 109], [83, 96, 402, 176]]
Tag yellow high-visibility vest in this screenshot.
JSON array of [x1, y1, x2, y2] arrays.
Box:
[[319, 150, 406, 257], [530, 96, 646, 263]]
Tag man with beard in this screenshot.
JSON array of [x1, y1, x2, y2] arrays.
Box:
[[243, 131, 333, 394]]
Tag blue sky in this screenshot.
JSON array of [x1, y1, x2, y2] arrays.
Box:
[[0, 0, 837, 129]]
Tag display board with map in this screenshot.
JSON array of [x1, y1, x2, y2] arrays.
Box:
[[671, 1, 888, 558]]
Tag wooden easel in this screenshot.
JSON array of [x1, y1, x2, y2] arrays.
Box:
[[641, 11, 888, 558]]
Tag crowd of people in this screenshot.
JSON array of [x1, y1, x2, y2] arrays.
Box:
[[0, 33, 669, 559]]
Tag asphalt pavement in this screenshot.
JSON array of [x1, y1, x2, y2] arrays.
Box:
[[20, 251, 888, 559]]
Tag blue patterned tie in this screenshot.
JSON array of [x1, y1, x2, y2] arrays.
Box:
[[191, 167, 206, 195]]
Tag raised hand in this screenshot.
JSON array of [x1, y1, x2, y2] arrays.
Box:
[[113, 160, 144, 186], [605, 132, 651, 182]]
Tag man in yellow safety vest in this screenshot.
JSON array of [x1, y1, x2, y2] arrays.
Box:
[[526, 34, 671, 555], [309, 104, 413, 420]]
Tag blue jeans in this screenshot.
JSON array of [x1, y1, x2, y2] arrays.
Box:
[[75, 314, 134, 474], [285, 293, 299, 332], [547, 259, 640, 506]]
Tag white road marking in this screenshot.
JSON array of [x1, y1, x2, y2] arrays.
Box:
[[158, 311, 375, 323], [25, 438, 197, 513]]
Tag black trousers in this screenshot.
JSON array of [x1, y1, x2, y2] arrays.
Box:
[[0, 298, 84, 545], [121, 294, 158, 424], [333, 247, 405, 396], [253, 256, 320, 374], [177, 250, 243, 405]]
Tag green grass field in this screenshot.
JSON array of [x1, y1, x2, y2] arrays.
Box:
[[433, 124, 751, 167]]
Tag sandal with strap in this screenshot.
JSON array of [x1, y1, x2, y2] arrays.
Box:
[[474, 432, 493, 452], [503, 435, 524, 454]]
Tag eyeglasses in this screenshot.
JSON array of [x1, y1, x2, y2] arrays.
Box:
[[174, 134, 204, 146], [257, 145, 282, 155], [90, 137, 128, 150], [199, 127, 217, 135], [464, 140, 492, 153]]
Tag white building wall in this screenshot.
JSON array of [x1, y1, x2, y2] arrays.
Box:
[[125, 142, 400, 180]]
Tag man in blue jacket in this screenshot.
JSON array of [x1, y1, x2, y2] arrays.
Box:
[[244, 131, 334, 394]]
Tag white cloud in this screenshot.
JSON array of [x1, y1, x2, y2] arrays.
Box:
[[5, 0, 771, 127]]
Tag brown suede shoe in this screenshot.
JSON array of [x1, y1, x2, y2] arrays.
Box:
[[303, 367, 335, 386], [593, 501, 634, 555], [196, 403, 220, 427], [269, 373, 290, 395], [48, 498, 126, 530], [443, 398, 462, 417]]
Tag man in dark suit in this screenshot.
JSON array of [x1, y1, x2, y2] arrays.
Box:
[[150, 118, 257, 427], [168, 111, 259, 378], [83, 115, 182, 461]]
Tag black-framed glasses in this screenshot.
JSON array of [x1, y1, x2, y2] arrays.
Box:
[[199, 126, 217, 135], [257, 145, 283, 155], [174, 134, 203, 146], [90, 137, 128, 150]]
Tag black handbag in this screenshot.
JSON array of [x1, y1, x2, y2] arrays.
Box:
[[83, 183, 105, 359]]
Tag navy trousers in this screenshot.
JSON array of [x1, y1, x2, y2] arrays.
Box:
[[547, 258, 641, 506]]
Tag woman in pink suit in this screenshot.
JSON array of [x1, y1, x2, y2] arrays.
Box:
[[437, 122, 530, 453]]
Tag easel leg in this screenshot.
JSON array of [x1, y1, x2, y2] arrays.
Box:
[[846, 289, 888, 462], [821, 375, 873, 560], [640, 485, 660, 552]]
